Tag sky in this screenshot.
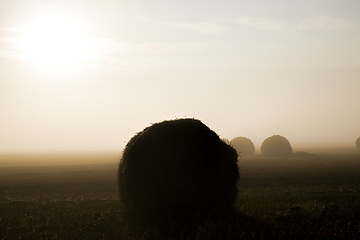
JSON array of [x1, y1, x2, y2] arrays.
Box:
[[1, 0, 360, 153]]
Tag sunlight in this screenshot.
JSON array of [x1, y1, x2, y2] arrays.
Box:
[[20, 13, 91, 71]]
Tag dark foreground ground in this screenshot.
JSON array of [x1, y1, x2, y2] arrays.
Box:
[[0, 151, 360, 239]]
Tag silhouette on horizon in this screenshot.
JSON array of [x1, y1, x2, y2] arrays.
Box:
[[261, 135, 293, 157], [230, 136, 255, 157]]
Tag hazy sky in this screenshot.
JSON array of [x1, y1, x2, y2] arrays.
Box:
[[1, 0, 360, 153]]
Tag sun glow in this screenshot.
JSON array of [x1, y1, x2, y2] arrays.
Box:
[[21, 14, 91, 71]]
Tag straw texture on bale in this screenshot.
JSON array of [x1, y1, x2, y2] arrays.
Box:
[[118, 118, 239, 215]]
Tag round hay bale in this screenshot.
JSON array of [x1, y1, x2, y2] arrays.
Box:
[[118, 118, 239, 215], [261, 135, 293, 157], [356, 137, 360, 150], [230, 137, 255, 157]]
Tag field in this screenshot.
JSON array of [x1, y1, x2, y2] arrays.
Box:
[[0, 150, 360, 239]]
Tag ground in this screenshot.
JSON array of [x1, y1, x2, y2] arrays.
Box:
[[0, 150, 359, 239]]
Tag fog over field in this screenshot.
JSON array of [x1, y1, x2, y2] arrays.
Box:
[[1, 0, 360, 158]]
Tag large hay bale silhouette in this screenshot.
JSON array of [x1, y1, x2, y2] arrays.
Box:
[[230, 137, 255, 156], [261, 135, 293, 157], [118, 118, 239, 215], [356, 137, 360, 150]]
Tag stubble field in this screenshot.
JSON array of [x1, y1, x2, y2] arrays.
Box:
[[0, 150, 359, 239]]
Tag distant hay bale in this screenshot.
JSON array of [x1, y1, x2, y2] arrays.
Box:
[[356, 137, 360, 150], [118, 118, 239, 215], [261, 135, 293, 157], [230, 137, 255, 157]]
